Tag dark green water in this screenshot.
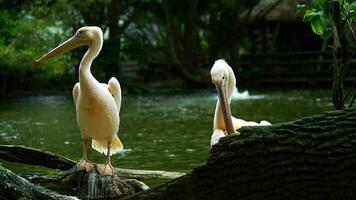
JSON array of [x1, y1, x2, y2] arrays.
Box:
[[0, 89, 333, 186]]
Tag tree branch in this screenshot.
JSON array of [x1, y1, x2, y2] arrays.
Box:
[[0, 145, 75, 170], [0, 145, 185, 180]]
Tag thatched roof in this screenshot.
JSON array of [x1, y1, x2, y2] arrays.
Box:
[[246, 0, 307, 22]]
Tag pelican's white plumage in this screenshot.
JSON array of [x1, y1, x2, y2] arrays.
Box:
[[210, 59, 271, 147], [37, 26, 123, 175]]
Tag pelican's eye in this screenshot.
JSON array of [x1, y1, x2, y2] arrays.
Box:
[[222, 76, 225, 80], [77, 30, 85, 36]]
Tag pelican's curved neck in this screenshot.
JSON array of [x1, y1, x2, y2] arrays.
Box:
[[79, 40, 102, 82], [213, 68, 236, 130]]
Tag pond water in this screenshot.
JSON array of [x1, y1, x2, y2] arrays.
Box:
[[0, 89, 333, 186]]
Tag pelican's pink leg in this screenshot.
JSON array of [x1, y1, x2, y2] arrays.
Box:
[[97, 140, 114, 176], [77, 138, 95, 172]]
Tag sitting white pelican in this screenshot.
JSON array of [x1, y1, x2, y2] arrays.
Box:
[[36, 26, 123, 176], [210, 59, 271, 147]]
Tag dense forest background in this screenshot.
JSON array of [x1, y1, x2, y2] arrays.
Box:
[[0, 0, 355, 96]]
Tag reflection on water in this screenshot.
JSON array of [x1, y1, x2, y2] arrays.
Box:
[[0, 89, 332, 186], [232, 87, 266, 100]]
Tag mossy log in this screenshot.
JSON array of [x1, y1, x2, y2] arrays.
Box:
[[0, 166, 76, 200], [125, 108, 356, 200]]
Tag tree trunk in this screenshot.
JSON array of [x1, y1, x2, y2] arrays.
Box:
[[331, 1, 350, 109], [229, 6, 254, 73], [125, 107, 356, 200], [104, 0, 122, 81], [230, 17, 242, 73], [161, 0, 208, 87], [0, 70, 6, 96]]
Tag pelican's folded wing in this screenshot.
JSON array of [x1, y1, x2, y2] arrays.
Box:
[[107, 77, 122, 113]]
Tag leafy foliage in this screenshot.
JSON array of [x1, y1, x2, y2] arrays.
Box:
[[299, 0, 356, 109], [0, 0, 261, 89], [0, 1, 74, 80], [299, 0, 356, 39]]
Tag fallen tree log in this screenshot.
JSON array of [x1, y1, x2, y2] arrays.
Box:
[[20, 166, 149, 198], [0, 163, 148, 199], [125, 107, 356, 200], [0, 145, 75, 170], [0, 145, 182, 199], [0, 145, 185, 180], [0, 166, 76, 200]]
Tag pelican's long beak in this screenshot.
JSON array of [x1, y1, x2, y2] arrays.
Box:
[[215, 79, 235, 135], [35, 34, 88, 64]]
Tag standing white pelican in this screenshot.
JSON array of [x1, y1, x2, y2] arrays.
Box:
[[210, 59, 271, 147], [36, 26, 123, 176]]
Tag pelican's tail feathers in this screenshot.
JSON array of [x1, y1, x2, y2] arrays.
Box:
[[111, 135, 124, 155], [92, 135, 123, 156]]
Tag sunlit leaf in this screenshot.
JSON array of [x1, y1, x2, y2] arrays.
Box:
[[303, 10, 326, 36], [350, 2, 356, 21], [310, 16, 325, 35], [296, 4, 306, 10], [346, 11, 356, 22]]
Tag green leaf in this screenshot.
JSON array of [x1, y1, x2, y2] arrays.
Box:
[[303, 10, 326, 36], [350, 2, 356, 21], [310, 16, 324, 35], [296, 4, 306, 10], [346, 11, 356, 22]]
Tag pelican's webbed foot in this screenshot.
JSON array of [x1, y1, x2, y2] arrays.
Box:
[[97, 163, 114, 176], [77, 159, 95, 172]]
